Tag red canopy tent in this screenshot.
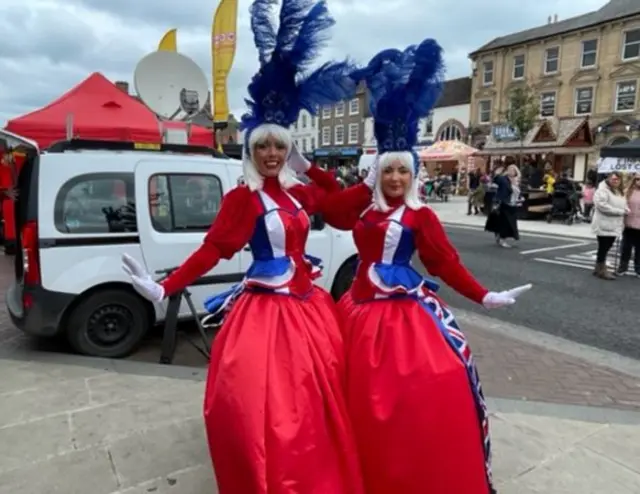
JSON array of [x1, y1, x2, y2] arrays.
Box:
[[4, 72, 214, 148]]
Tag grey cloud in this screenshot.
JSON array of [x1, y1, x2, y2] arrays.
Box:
[[0, 0, 608, 124]]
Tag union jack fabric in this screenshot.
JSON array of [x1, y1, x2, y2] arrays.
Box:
[[421, 294, 495, 494]]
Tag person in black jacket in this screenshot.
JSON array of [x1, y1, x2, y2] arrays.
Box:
[[485, 165, 521, 248], [467, 168, 482, 215]]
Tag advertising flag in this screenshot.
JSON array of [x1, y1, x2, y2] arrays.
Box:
[[211, 0, 238, 123], [158, 29, 178, 51]]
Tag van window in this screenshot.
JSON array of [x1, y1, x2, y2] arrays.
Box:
[[149, 173, 223, 232], [54, 173, 137, 233]]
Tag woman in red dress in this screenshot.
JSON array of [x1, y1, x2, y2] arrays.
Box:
[[320, 40, 532, 494], [121, 1, 364, 492]]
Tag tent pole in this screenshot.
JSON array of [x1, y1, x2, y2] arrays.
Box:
[[65, 113, 74, 140]]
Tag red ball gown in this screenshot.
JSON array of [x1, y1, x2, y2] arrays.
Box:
[[321, 184, 494, 494], [160, 168, 364, 494]]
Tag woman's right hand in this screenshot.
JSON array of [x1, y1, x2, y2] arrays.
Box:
[[363, 157, 379, 189], [122, 254, 164, 302]]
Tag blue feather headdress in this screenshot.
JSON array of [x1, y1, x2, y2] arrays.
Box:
[[352, 39, 445, 173], [240, 0, 358, 147]]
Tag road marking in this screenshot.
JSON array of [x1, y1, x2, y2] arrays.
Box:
[[533, 258, 594, 270], [444, 223, 591, 242], [520, 241, 593, 255]]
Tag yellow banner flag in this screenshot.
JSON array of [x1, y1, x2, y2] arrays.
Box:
[[211, 0, 238, 123], [158, 29, 177, 52]]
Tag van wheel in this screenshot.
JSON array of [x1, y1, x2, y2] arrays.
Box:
[[66, 289, 149, 358], [331, 258, 357, 301]]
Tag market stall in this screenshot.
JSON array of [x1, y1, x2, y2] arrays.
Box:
[[5, 72, 214, 149], [418, 140, 479, 194]]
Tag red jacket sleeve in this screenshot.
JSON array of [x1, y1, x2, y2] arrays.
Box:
[[317, 183, 373, 231], [414, 207, 488, 304], [288, 166, 341, 215], [160, 187, 257, 297]]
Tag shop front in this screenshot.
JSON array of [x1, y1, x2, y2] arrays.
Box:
[[312, 147, 362, 168], [479, 117, 594, 181]]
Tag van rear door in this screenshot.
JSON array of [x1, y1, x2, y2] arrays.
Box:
[[134, 158, 244, 318]]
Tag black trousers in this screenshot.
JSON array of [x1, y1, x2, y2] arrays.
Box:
[[596, 236, 616, 263], [620, 227, 640, 272]]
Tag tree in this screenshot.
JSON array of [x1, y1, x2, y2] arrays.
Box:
[[502, 85, 539, 167]]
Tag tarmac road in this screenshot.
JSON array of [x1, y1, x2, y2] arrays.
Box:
[[427, 225, 640, 359]]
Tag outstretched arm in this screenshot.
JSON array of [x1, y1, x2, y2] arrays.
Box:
[[160, 187, 257, 297], [317, 183, 373, 230], [414, 207, 488, 304]]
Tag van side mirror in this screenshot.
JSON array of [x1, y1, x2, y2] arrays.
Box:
[[310, 214, 325, 230]]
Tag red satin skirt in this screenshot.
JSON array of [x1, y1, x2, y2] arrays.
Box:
[[203, 287, 363, 494], [338, 290, 490, 494]]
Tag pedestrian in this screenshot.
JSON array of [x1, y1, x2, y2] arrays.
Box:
[[319, 40, 531, 494], [485, 164, 521, 248], [592, 172, 627, 280], [121, 0, 365, 491], [617, 173, 640, 276], [467, 166, 482, 215]]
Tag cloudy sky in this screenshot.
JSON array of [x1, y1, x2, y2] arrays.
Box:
[[0, 0, 608, 125]]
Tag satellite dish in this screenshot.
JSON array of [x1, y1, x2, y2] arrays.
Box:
[[134, 51, 209, 121]]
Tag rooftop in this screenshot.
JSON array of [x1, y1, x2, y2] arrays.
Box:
[[434, 77, 472, 108], [470, 0, 640, 57]]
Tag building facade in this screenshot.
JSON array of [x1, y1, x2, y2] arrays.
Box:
[[314, 83, 368, 166], [468, 0, 640, 179], [291, 109, 318, 157]]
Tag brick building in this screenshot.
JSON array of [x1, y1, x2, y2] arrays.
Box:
[[314, 83, 368, 167], [468, 0, 640, 179]]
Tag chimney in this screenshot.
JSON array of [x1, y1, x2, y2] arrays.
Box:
[[553, 13, 558, 23], [115, 81, 129, 94], [547, 15, 552, 24]]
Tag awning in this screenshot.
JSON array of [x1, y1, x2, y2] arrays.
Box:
[[478, 146, 594, 156], [419, 140, 478, 161]]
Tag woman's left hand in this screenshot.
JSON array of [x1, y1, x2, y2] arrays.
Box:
[[482, 284, 532, 309]]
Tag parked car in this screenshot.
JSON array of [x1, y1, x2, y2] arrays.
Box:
[[6, 138, 358, 358]]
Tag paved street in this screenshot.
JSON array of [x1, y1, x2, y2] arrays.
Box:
[[1, 200, 640, 492], [429, 224, 640, 360], [1, 351, 640, 494]]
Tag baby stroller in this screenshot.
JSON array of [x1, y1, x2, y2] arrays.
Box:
[[546, 189, 578, 225], [434, 176, 451, 202]]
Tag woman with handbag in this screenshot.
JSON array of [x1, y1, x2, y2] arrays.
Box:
[[485, 164, 521, 248]]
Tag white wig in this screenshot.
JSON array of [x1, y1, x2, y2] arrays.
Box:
[[242, 123, 302, 191], [372, 151, 424, 212]]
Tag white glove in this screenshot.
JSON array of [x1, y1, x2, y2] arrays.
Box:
[[364, 156, 379, 189], [482, 284, 532, 309], [122, 253, 164, 302], [288, 143, 311, 173]]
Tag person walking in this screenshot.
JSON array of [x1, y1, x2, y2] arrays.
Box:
[[467, 167, 482, 215], [592, 172, 627, 280], [485, 164, 521, 248], [617, 173, 640, 277]]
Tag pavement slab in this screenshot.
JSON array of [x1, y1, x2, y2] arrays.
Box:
[[0, 352, 639, 493]]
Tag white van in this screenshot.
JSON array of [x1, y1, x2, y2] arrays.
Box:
[[6, 139, 358, 358]]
